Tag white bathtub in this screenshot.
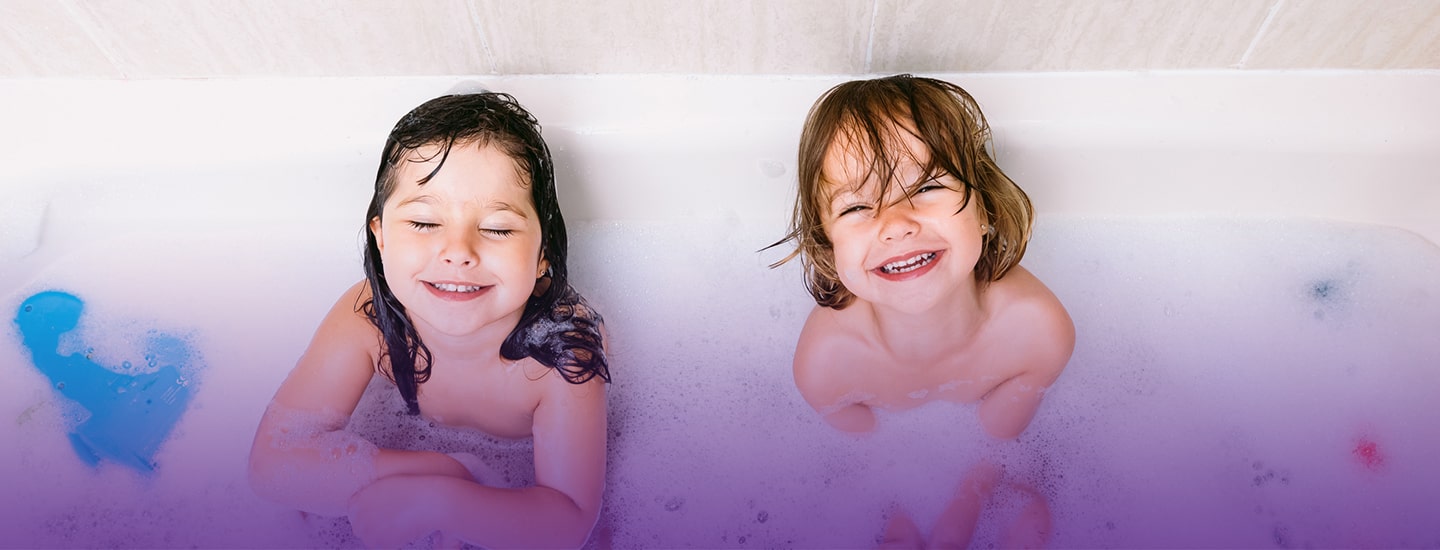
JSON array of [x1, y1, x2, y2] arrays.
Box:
[[1, 72, 1437, 548]]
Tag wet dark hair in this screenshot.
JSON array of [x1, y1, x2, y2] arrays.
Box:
[[361, 92, 608, 415], [771, 74, 1033, 309]]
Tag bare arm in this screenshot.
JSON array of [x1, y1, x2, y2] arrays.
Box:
[[247, 282, 471, 515], [347, 372, 609, 549], [976, 298, 1075, 440], [975, 371, 1055, 440], [793, 307, 877, 433]]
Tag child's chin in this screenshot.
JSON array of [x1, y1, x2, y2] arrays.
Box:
[[432, 324, 483, 337], [859, 287, 946, 312], [882, 301, 944, 316], [414, 314, 489, 337], [426, 310, 528, 337]]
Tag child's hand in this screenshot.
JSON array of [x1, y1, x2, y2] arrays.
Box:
[[446, 452, 498, 484], [879, 507, 925, 549], [956, 460, 1003, 500], [928, 461, 1004, 549], [347, 475, 437, 548]]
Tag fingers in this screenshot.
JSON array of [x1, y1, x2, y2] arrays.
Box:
[[930, 492, 986, 550], [999, 482, 1051, 550], [957, 460, 1004, 500], [878, 507, 925, 550], [878, 465, 1053, 550]]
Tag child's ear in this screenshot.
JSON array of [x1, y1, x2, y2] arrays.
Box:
[[532, 253, 553, 297], [369, 217, 384, 251]]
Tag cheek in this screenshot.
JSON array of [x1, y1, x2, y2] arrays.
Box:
[[945, 222, 986, 271], [837, 264, 867, 290], [826, 236, 868, 286], [922, 206, 983, 250], [499, 236, 545, 279], [379, 233, 428, 270]]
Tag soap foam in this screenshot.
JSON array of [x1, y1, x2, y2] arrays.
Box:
[[1, 217, 1437, 548], [251, 401, 380, 517]]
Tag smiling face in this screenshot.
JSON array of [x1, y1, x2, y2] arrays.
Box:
[[369, 141, 547, 339], [821, 122, 987, 315]]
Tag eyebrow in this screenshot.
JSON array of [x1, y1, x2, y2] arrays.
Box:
[[396, 195, 436, 208], [828, 187, 859, 208], [393, 195, 531, 219], [487, 200, 530, 219], [826, 189, 871, 219]]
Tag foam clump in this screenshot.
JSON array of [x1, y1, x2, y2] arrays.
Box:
[[346, 374, 535, 486], [248, 380, 535, 547], [250, 401, 380, 517], [288, 375, 535, 548]]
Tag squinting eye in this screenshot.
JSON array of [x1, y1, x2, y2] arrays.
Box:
[[838, 204, 870, 217], [916, 183, 945, 193], [407, 221, 438, 231]]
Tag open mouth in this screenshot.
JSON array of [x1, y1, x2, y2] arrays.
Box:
[[427, 282, 484, 293], [424, 281, 491, 301], [878, 252, 937, 274], [871, 250, 942, 282]]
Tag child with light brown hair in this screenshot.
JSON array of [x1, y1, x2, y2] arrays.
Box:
[[774, 74, 1074, 548]]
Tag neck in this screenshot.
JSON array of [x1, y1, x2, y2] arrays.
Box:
[[866, 277, 987, 366], [411, 309, 524, 369]]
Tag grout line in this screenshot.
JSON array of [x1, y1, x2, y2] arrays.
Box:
[[58, 0, 130, 78], [1236, 0, 1286, 69], [863, 0, 879, 73], [466, 0, 499, 74]]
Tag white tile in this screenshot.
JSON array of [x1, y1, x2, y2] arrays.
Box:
[[1246, 0, 1440, 69], [0, 1, 120, 77], [870, 0, 1274, 72], [6, 0, 1436, 77], [473, 0, 871, 74], [68, 0, 490, 77]]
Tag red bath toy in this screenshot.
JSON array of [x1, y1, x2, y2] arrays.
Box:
[[1352, 437, 1384, 471]]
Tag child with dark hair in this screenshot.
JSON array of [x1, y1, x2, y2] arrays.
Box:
[[248, 92, 608, 549], [774, 75, 1073, 548]]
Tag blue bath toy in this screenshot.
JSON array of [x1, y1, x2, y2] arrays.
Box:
[[14, 291, 195, 473]]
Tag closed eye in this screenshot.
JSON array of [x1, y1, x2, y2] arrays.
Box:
[[482, 228, 515, 237], [407, 221, 438, 231], [909, 175, 951, 196]]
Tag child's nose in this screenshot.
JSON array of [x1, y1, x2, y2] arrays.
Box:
[[440, 230, 480, 267], [877, 207, 919, 242]]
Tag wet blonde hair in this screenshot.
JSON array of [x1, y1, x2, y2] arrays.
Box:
[[772, 75, 1033, 309]]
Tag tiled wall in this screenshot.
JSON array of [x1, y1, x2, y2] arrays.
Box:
[[2, 0, 1438, 78]]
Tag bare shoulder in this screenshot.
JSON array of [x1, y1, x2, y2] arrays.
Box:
[[988, 266, 1076, 381], [534, 361, 608, 409], [968, 267, 1075, 439], [308, 280, 383, 365], [270, 280, 383, 411], [792, 305, 865, 411], [529, 317, 611, 415]]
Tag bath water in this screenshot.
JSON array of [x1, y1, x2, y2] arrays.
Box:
[[2, 216, 1437, 548]]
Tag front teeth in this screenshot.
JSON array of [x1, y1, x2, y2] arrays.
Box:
[[431, 282, 482, 293], [880, 252, 936, 274]]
